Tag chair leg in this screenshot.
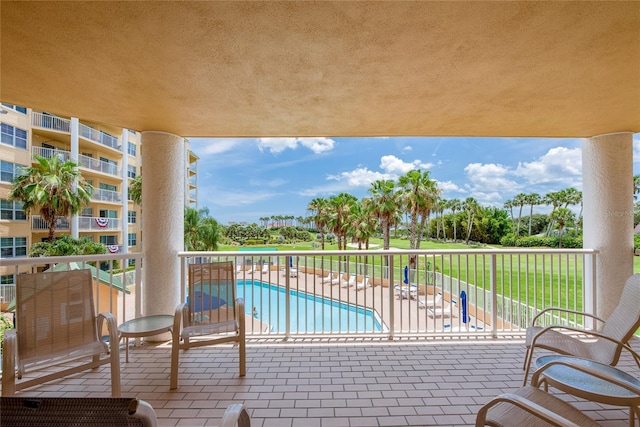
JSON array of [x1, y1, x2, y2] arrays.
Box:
[[1, 330, 17, 396], [239, 333, 246, 377], [170, 333, 180, 390], [522, 347, 534, 386]]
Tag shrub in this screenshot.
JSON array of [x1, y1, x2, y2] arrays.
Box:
[[0, 314, 14, 349]]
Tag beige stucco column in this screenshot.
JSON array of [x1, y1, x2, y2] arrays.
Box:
[[141, 131, 184, 329], [582, 132, 634, 319]]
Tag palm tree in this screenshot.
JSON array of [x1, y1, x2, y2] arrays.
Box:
[[307, 197, 330, 249], [10, 155, 93, 241], [398, 169, 438, 268], [449, 199, 462, 242], [525, 193, 540, 236], [503, 199, 515, 233], [463, 197, 479, 245], [550, 207, 575, 248], [635, 175, 640, 200], [184, 207, 219, 251], [543, 190, 564, 236], [327, 193, 357, 250], [368, 179, 399, 250], [513, 192, 527, 236], [129, 174, 142, 205]]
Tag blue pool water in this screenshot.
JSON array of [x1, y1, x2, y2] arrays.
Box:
[[236, 280, 384, 333]]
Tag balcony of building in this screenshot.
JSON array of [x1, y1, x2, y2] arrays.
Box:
[[31, 112, 122, 153], [31, 146, 121, 178], [0, 249, 637, 426], [91, 187, 123, 204]]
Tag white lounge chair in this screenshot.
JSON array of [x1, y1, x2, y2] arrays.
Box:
[[428, 300, 457, 318], [320, 271, 333, 283], [340, 274, 357, 288], [329, 272, 342, 285], [356, 276, 371, 291], [394, 284, 417, 299], [418, 292, 443, 309]]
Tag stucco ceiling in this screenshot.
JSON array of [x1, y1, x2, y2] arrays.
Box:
[[1, 1, 639, 138]]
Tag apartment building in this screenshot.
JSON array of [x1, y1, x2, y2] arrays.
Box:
[[0, 104, 198, 303]]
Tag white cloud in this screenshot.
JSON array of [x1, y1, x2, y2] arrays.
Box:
[[188, 138, 245, 156], [257, 137, 336, 154], [402, 145, 413, 152], [248, 178, 288, 188], [298, 137, 335, 153], [379, 155, 433, 175], [257, 138, 298, 154], [327, 167, 391, 187], [436, 180, 466, 194], [514, 146, 582, 187], [464, 162, 521, 193]]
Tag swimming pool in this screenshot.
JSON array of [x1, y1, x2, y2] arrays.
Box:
[[237, 280, 384, 333]]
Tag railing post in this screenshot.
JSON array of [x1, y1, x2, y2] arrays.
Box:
[[388, 254, 395, 340], [584, 252, 597, 329], [285, 256, 291, 340], [490, 253, 498, 338]]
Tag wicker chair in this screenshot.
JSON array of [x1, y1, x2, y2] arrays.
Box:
[[523, 274, 640, 386], [1, 269, 121, 397], [170, 261, 246, 390]]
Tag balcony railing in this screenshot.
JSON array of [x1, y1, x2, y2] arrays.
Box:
[[32, 215, 70, 231], [31, 112, 70, 133], [91, 188, 122, 203], [79, 216, 122, 230], [0, 248, 598, 341], [32, 146, 71, 162], [77, 153, 120, 176], [79, 123, 120, 150]]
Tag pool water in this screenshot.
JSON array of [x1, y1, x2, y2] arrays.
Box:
[[237, 280, 384, 333]]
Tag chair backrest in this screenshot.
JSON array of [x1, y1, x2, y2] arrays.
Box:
[[598, 274, 640, 363], [15, 269, 102, 372], [188, 261, 237, 326]]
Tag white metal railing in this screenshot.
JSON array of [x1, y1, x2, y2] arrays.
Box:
[[0, 284, 16, 307], [78, 216, 122, 230], [31, 112, 70, 132], [179, 248, 598, 339], [31, 146, 71, 162], [92, 188, 122, 203], [0, 249, 598, 342], [79, 123, 120, 150], [77, 153, 120, 176], [31, 215, 70, 231]]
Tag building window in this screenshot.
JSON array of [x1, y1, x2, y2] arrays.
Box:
[[1, 103, 27, 114], [128, 211, 137, 224], [99, 235, 118, 245], [127, 165, 136, 179], [1, 124, 27, 150], [0, 199, 26, 221], [99, 209, 118, 219], [99, 183, 117, 192], [0, 274, 15, 285], [81, 207, 93, 217], [1, 237, 27, 258], [128, 142, 136, 157], [128, 233, 137, 247], [0, 161, 25, 183]]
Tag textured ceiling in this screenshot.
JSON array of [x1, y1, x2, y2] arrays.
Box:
[[1, 1, 639, 138]]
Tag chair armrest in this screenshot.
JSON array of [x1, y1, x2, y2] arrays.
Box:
[[532, 358, 640, 396], [530, 324, 640, 366], [235, 298, 245, 332], [173, 302, 187, 337], [476, 391, 583, 427], [220, 403, 251, 427], [97, 312, 119, 351], [531, 307, 604, 328]]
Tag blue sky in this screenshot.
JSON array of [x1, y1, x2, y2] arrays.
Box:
[[189, 134, 640, 225]]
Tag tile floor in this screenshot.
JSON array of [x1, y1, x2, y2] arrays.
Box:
[[4, 335, 639, 427]]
